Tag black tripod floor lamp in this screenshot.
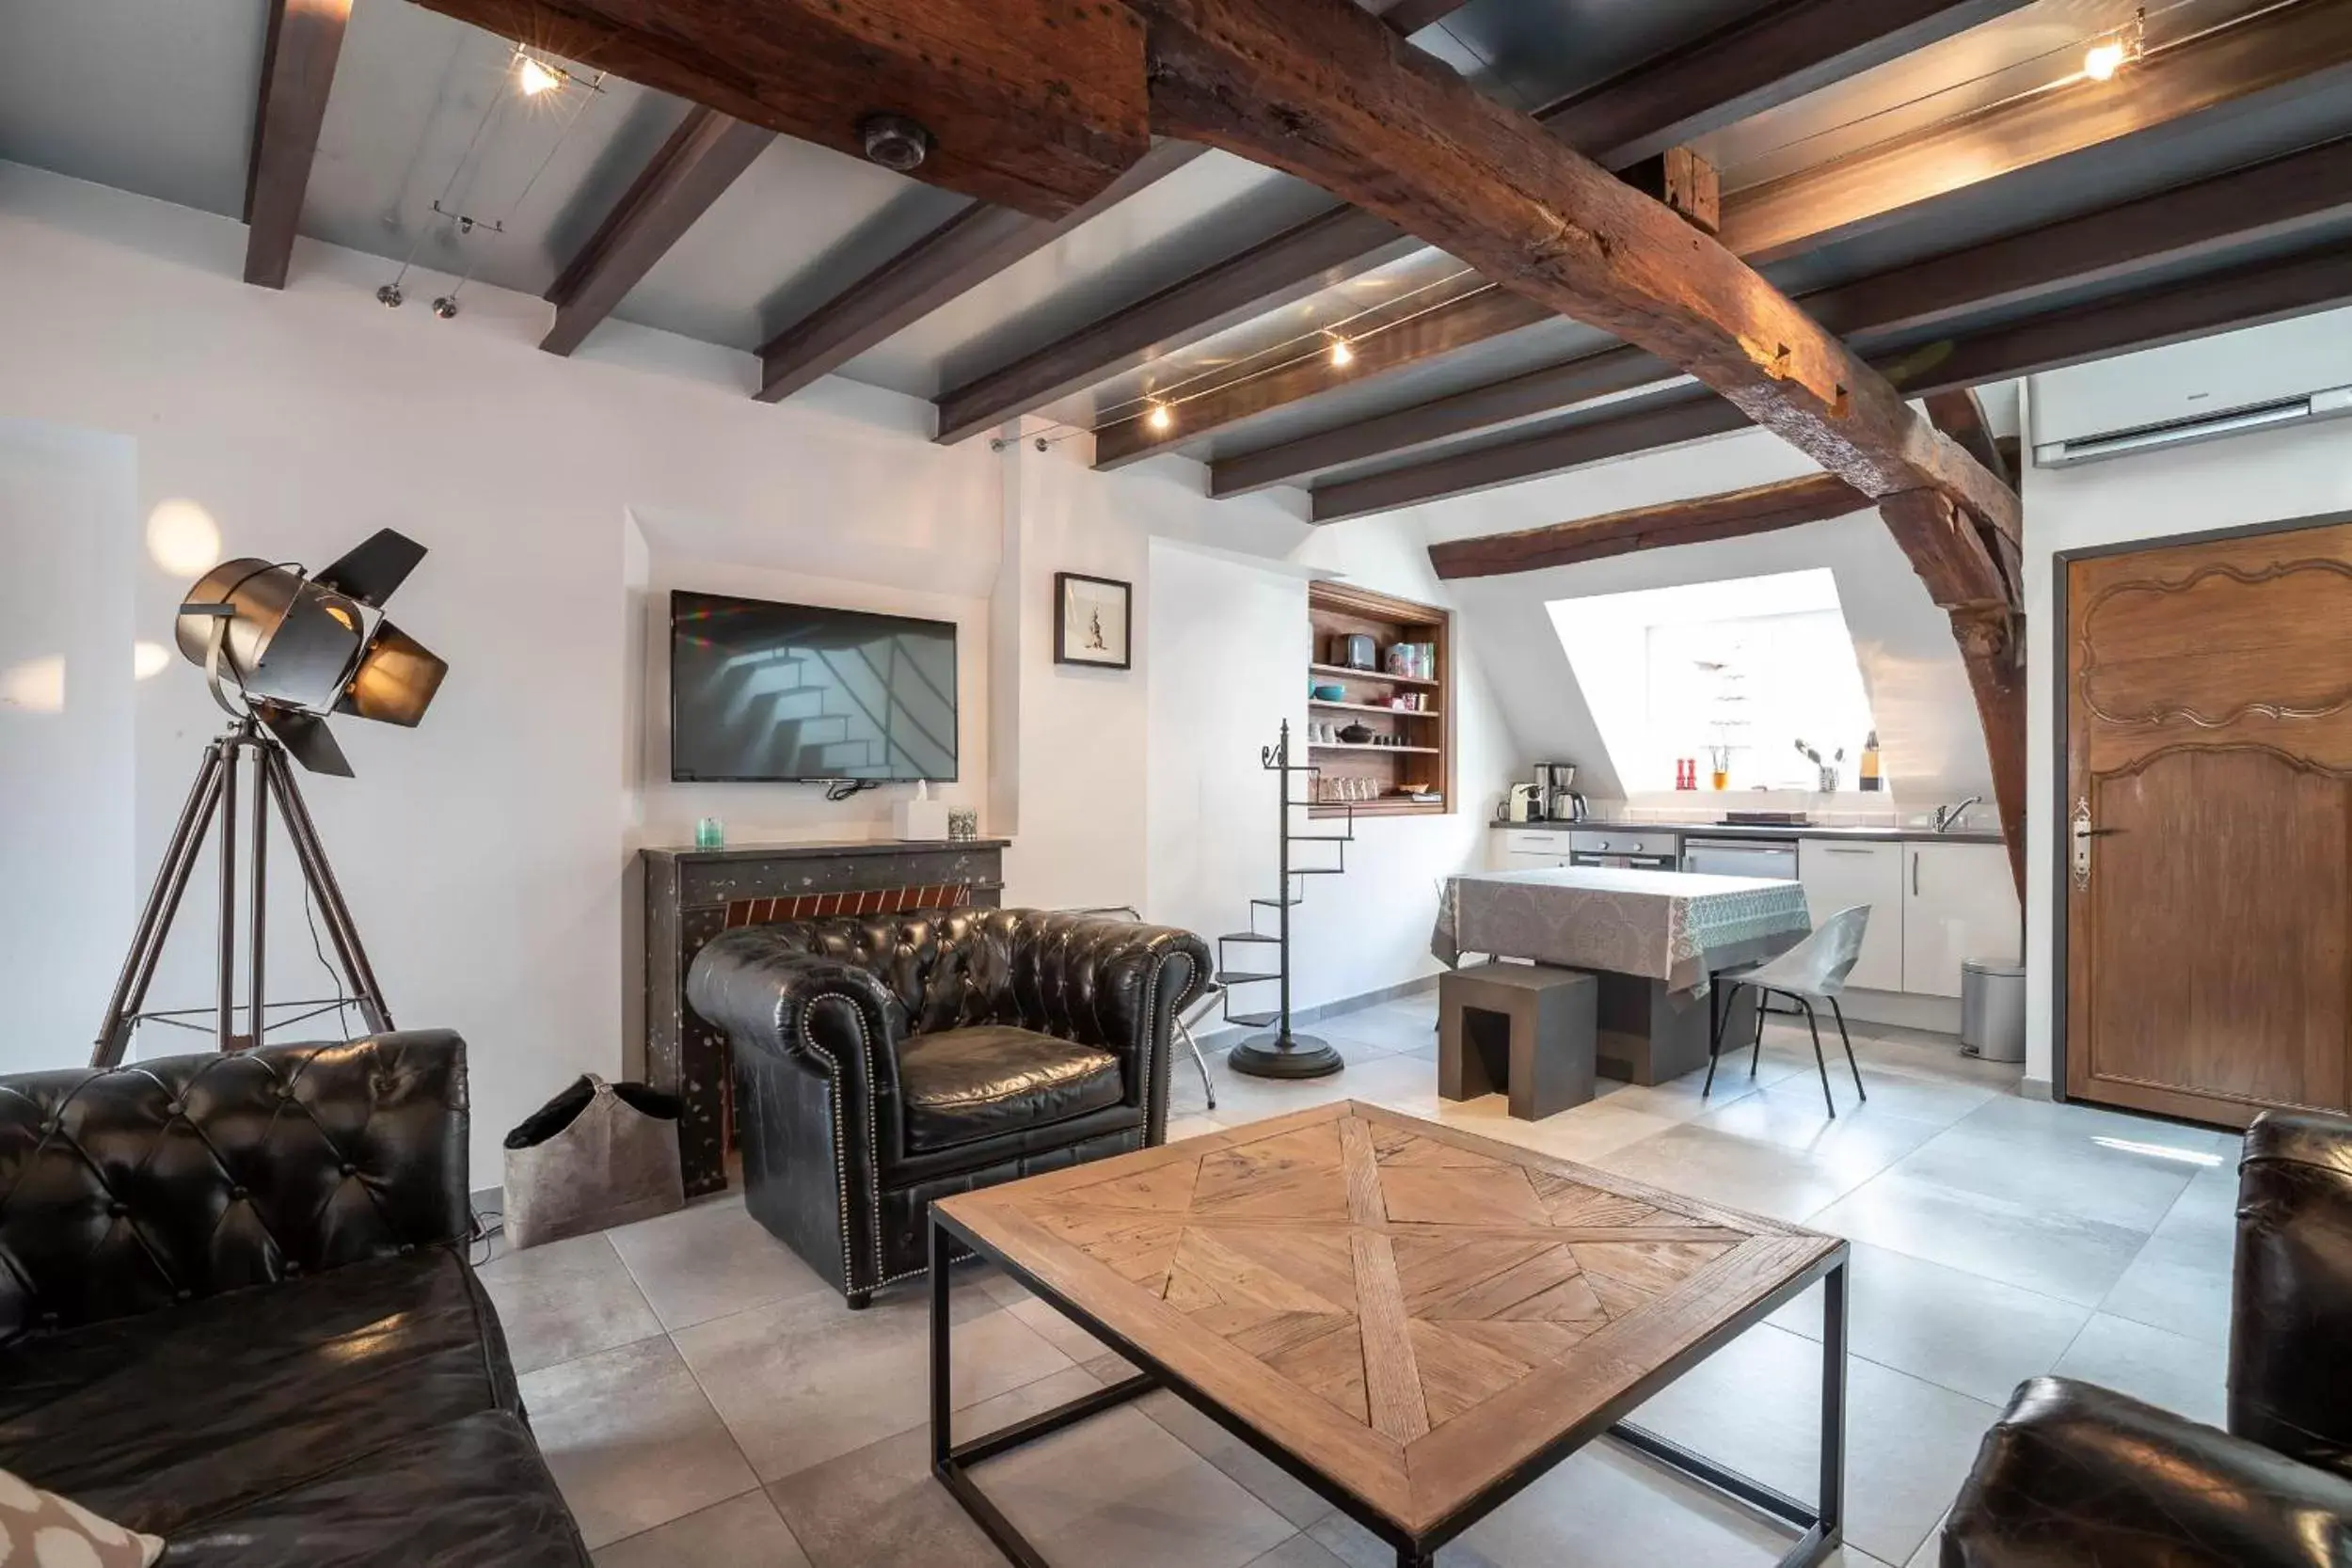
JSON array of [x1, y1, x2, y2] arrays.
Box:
[[92, 530, 447, 1069]]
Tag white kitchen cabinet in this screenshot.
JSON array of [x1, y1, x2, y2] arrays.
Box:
[[1500, 829, 1572, 872], [1795, 840, 1906, 991], [1901, 841, 2022, 998]]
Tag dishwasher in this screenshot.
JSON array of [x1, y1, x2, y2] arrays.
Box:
[[1682, 836, 1799, 879]]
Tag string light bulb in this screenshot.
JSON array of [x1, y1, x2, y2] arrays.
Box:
[[1147, 404, 1173, 433], [1328, 336, 1355, 368], [515, 51, 564, 97], [2082, 39, 2126, 79]]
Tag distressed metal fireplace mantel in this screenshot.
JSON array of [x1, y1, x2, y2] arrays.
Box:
[[641, 838, 1009, 1196]]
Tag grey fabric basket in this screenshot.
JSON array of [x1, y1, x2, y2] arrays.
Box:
[[502, 1074, 684, 1250]]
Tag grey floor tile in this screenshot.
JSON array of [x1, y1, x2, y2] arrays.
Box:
[[607, 1195, 833, 1331], [1424, 1092, 1682, 1165], [1595, 1123, 1881, 1224], [593, 1488, 810, 1568], [1952, 1095, 2240, 1162], [975, 1402, 1297, 1568], [2052, 1312, 2229, 1427], [673, 1281, 1074, 1481], [1764, 1241, 2091, 1405], [1244, 1534, 1353, 1568], [2099, 1228, 2233, 1347], [1905, 1526, 1943, 1568], [521, 1334, 759, 1550], [1883, 1117, 2196, 1234], [768, 1368, 1105, 1568], [1168, 1113, 1229, 1141], [1137, 1387, 1336, 1529], [1008, 1292, 1117, 1366], [1688, 1085, 1947, 1174], [477, 1232, 665, 1375], [1808, 1173, 2150, 1307], [1306, 1443, 1898, 1567], [1629, 1322, 1998, 1566]]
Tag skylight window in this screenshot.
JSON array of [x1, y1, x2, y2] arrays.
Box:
[[1547, 569, 1881, 796]]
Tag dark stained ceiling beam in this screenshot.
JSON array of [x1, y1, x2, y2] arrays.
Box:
[[243, 0, 352, 290], [1924, 389, 2006, 488], [541, 108, 774, 356], [1724, 0, 2352, 261], [399, 0, 1152, 218], [1312, 238, 2352, 521], [935, 0, 2027, 445], [1216, 133, 2352, 494], [757, 140, 1204, 404], [1138, 0, 2019, 540], [1427, 472, 1868, 579]]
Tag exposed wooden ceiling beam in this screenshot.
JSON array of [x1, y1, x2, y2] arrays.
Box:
[[399, 0, 1151, 218], [1218, 134, 2352, 494], [935, 0, 2025, 444], [757, 140, 1204, 404], [1724, 0, 2352, 261], [1135, 16, 2352, 475], [1428, 472, 1867, 579], [1311, 238, 2352, 520], [541, 108, 773, 356], [1924, 389, 2006, 488], [243, 0, 351, 290]]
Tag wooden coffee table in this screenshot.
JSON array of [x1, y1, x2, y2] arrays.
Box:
[[929, 1101, 1849, 1567]]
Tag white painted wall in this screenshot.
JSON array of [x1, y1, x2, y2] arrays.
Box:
[[0, 160, 1517, 1175], [1405, 427, 1996, 816], [2020, 311, 2352, 1089], [0, 422, 137, 1057]]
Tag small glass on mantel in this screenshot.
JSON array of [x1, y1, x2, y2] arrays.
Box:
[[694, 816, 724, 851]]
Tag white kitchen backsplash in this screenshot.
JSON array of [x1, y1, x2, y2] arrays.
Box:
[[1604, 788, 1941, 828]]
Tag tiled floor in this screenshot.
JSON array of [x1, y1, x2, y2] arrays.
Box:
[[481, 990, 2240, 1568]]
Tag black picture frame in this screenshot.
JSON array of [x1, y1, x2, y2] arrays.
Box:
[[1054, 572, 1132, 670]]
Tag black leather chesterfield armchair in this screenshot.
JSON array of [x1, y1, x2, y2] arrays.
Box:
[[1944, 1109, 2352, 1567], [0, 1033, 588, 1566], [688, 907, 1210, 1307]]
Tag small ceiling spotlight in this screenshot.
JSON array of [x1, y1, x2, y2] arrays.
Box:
[[2083, 8, 2143, 81], [1328, 336, 1356, 368], [431, 295, 459, 320], [1146, 404, 1174, 433], [375, 283, 404, 309], [515, 50, 564, 97], [859, 113, 933, 172]]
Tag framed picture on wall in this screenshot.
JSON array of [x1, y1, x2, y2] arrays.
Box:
[[1054, 572, 1132, 670]]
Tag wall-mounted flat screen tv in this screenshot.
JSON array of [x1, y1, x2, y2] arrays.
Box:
[[670, 590, 958, 783]]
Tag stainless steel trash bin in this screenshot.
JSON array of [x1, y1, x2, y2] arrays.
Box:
[[1960, 958, 2026, 1062]]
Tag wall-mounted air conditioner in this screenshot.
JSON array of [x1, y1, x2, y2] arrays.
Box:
[[2029, 307, 2352, 467]]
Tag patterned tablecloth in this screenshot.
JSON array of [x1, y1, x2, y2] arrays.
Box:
[[1431, 866, 1812, 994]]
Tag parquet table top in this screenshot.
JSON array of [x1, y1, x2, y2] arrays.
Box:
[[936, 1101, 1843, 1535]]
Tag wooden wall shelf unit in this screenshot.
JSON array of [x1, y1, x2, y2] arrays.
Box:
[[1306, 582, 1454, 818]]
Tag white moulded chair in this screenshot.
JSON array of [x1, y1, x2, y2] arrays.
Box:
[[1703, 904, 1872, 1117]]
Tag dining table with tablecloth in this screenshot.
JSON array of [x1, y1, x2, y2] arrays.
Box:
[[1430, 865, 1814, 1085]]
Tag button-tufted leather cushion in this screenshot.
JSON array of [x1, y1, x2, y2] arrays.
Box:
[[0, 1034, 469, 1340], [897, 1026, 1123, 1152]]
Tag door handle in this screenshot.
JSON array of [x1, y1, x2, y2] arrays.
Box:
[[1822, 847, 1874, 856], [1912, 851, 1919, 896], [2072, 799, 2122, 891]]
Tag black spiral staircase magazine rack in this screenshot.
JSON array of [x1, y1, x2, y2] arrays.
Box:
[[1220, 721, 1352, 1080]]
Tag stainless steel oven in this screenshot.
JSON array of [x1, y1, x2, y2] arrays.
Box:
[[1567, 830, 1681, 870]]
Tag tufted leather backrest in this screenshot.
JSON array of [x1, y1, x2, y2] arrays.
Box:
[[0, 1032, 471, 1342], [2232, 1109, 2352, 1478], [739, 909, 1205, 1048]]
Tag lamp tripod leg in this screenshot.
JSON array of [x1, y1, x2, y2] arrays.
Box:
[[92, 739, 230, 1068], [262, 742, 392, 1033]]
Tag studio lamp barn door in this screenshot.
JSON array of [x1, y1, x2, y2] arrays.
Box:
[[2064, 518, 2352, 1126]]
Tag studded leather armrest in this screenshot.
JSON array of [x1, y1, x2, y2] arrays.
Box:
[[1006, 913, 1210, 1142], [688, 928, 908, 1150], [1943, 1377, 2352, 1568], [0, 1032, 472, 1342]]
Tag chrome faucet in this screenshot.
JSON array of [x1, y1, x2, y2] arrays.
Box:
[[1931, 796, 1983, 833]]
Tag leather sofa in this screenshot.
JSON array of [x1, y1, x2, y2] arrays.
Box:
[[0, 1033, 589, 1566], [689, 907, 1210, 1307], [1943, 1108, 2352, 1566]]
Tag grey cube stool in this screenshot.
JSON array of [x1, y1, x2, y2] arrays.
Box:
[[1438, 962, 1598, 1120]]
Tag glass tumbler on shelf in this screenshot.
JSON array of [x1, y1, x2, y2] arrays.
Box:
[[694, 816, 724, 850]]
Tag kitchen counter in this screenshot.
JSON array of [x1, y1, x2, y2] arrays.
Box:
[[1490, 818, 2006, 846]]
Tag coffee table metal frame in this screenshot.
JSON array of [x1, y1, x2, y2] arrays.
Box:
[[929, 1210, 1850, 1568]]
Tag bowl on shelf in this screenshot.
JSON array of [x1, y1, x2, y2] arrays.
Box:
[[1311, 683, 1345, 702]]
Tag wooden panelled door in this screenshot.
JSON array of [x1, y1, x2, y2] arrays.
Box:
[[2066, 520, 2352, 1126]]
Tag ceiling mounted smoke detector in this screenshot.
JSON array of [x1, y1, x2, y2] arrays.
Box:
[[859, 113, 933, 172]]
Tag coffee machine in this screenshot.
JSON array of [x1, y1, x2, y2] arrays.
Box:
[[1534, 763, 1587, 822]]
